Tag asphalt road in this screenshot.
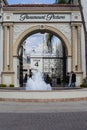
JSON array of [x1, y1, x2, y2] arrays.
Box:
[[0, 101, 87, 130], [0, 112, 87, 130]]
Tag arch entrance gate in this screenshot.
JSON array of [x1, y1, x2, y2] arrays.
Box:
[[0, 4, 86, 87]]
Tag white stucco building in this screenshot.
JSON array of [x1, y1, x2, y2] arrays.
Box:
[[80, 0, 87, 30], [79, 0, 87, 78]]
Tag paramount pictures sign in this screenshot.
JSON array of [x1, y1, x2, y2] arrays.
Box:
[[14, 13, 71, 22], [3, 13, 81, 22]]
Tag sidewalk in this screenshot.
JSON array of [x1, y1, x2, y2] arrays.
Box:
[[0, 88, 87, 102]]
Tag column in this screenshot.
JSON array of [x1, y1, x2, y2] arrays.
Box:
[[9, 25, 13, 71], [2, 24, 14, 86], [67, 56, 72, 72], [71, 25, 76, 71], [3, 25, 7, 71], [77, 25, 82, 72]]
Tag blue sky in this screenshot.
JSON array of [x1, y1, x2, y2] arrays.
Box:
[[7, 0, 56, 4], [25, 33, 60, 55]]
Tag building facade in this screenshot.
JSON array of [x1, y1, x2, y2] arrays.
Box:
[[79, 0, 87, 77], [0, 0, 86, 87]]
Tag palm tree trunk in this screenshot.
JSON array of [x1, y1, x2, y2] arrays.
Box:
[[47, 33, 53, 53]]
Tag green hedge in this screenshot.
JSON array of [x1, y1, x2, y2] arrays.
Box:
[[0, 84, 15, 87], [9, 84, 14, 87], [80, 84, 87, 88], [0, 84, 7, 87]]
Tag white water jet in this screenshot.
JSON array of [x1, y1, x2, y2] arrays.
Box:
[[26, 72, 52, 90]]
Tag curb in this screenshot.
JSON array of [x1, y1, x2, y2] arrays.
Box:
[[0, 97, 87, 102]]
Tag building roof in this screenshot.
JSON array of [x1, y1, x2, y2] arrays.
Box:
[[5, 4, 79, 7], [3, 4, 80, 12]]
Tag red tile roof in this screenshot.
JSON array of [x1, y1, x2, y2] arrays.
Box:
[[4, 4, 79, 7], [3, 4, 79, 12]]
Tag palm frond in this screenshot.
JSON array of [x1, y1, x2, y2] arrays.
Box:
[[55, 0, 73, 4], [46, 33, 53, 53]]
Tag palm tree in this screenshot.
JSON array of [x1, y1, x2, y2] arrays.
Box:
[[46, 0, 74, 52], [68, 0, 73, 4], [55, 0, 73, 4], [57, 0, 67, 4], [46, 33, 53, 53]]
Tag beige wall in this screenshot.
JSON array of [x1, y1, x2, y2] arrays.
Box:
[[0, 4, 85, 87]]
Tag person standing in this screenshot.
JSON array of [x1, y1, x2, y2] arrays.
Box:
[[24, 73, 28, 83], [65, 72, 70, 87], [45, 74, 52, 86], [29, 69, 32, 78], [71, 71, 76, 87]]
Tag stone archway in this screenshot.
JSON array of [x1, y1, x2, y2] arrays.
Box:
[[13, 25, 71, 87], [0, 4, 85, 87]]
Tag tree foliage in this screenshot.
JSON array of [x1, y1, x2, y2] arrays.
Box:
[[55, 0, 73, 4], [46, 0, 74, 52], [47, 33, 53, 53], [58, 0, 67, 4]]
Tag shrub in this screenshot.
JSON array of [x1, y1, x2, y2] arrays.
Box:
[[9, 84, 14, 87], [82, 78, 87, 84], [80, 84, 87, 88], [0, 84, 7, 87]]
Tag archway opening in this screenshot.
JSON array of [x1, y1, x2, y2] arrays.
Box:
[[18, 31, 68, 88]]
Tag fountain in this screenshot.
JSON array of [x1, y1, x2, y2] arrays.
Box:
[[26, 71, 52, 90]]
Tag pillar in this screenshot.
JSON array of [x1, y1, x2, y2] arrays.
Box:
[[77, 25, 82, 72], [9, 25, 13, 71], [3, 25, 8, 71], [71, 24, 76, 71], [2, 23, 14, 86], [71, 23, 83, 86]]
